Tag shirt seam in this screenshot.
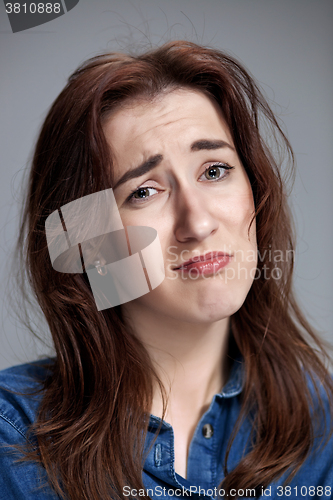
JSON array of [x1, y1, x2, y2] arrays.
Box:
[[0, 411, 34, 447]]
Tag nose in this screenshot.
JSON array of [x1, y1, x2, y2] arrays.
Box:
[[174, 186, 219, 243]]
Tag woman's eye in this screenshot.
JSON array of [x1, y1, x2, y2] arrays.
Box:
[[128, 186, 158, 202], [126, 163, 234, 204], [201, 163, 234, 181]]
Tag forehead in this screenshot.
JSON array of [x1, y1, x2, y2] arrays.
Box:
[[103, 89, 234, 158]]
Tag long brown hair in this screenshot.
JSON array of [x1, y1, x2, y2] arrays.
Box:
[[17, 41, 333, 499]]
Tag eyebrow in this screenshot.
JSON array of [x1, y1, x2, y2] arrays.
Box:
[[190, 139, 235, 152], [112, 139, 234, 189]]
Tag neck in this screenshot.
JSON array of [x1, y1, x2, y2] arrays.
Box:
[[122, 301, 231, 424]]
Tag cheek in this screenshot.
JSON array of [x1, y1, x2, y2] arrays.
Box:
[[119, 211, 168, 241], [118, 210, 141, 227], [118, 212, 172, 266], [217, 186, 257, 276], [215, 189, 256, 240]]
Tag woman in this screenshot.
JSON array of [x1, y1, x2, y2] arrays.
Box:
[[0, 41, 332, 500]]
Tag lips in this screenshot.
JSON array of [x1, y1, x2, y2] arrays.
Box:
[[174, 252, 232, 274]]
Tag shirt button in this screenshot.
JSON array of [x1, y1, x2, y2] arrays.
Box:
[[202, 423, 214, 439]]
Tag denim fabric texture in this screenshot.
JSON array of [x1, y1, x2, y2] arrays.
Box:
[[0, 358, 332, 499]]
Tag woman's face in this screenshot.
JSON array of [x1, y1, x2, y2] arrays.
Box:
[[103, 89, 257, 324]]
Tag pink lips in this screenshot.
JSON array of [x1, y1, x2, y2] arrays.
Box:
[[174, 252, 232, 276]]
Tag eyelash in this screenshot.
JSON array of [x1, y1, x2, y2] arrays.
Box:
[[126, 162, 235, 204]]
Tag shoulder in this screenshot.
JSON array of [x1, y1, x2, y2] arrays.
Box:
[[0, 358, 54, 444], [0, 359, 59, 499], [305, 368, 333, 422], [282, 369, 333, 490]]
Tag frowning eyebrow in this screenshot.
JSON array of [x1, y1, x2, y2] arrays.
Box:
[[190, 139, 234, 152], [112, 139, 234, 189], [113, 154, 163, 189]]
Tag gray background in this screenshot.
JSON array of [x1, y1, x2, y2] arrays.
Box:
[[0, 0, 332, 370]]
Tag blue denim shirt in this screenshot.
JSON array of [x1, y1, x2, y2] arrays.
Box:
[[0, 358, 332, 499]]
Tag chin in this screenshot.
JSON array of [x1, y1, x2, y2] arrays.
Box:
[[188, 297, 248, 324], [143, 286, 250, 324]]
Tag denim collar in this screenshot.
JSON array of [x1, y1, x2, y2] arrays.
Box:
[[148, 353, 244, 431], [218, 354, 244, 398], [143, 354, 245, 491]]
